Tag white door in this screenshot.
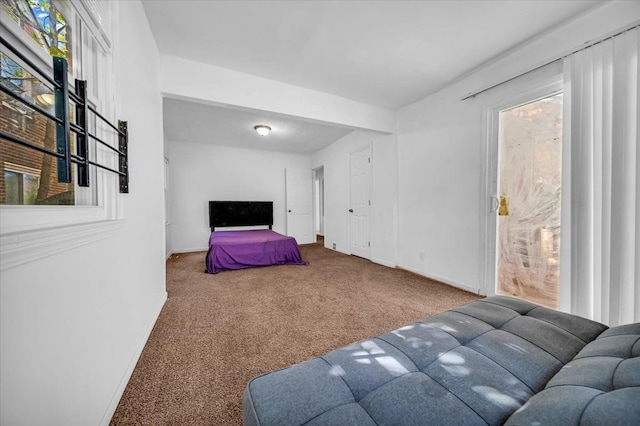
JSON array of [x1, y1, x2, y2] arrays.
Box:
[[349, 147, 371, 258], [285, 168, 314, 244]]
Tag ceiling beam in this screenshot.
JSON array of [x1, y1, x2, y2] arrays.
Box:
[[159, 55, 396, 135]]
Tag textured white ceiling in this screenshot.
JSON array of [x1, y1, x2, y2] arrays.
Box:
[[163, 99, 353, 154], [144, 0, 602, 109], [146, 0, 603, 154]]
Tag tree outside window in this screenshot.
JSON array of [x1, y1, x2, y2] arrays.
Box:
[[2, 0, 72, 70]]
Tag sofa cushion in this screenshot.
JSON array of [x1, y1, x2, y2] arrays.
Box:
[[423, 346, 533, 425], [304, 403, 377, 426], [358, 372, 486, 426], [243, 357, 355, 426], [581, 388, 640, 425], [322, 338, 418, 400], [505, 323, 640, 425], [466, 329, 562, 390], [376, 321, 462, 370], [243, 296, 609, 426], [501, 316, 586, 363]]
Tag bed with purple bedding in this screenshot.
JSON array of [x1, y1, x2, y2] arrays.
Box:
[[206, 229, 307, 274], [205, 201, 307, 274]]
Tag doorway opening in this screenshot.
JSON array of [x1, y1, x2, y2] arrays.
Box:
[[496, 92, 563, 309], [313, 166, 324, 244]]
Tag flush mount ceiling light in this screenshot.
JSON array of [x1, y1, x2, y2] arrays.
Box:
[[254, 125, 271, 136]]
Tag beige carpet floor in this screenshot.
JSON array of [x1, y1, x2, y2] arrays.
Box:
[[111, 242, 481, 425]]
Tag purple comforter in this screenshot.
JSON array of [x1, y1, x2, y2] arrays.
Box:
[[206, 229, 307, 274]]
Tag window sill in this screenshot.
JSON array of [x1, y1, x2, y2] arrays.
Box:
[[0, 220, 123, 271]]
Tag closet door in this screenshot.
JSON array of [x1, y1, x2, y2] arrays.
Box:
[[349, 146, 371, 259]]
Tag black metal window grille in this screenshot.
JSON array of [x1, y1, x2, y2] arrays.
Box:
[[0, 35, 129, 194]]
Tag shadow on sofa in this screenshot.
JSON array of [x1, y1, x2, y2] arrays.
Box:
[[243, 295, 640, 425]]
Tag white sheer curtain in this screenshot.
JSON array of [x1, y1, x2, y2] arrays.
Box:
[[561, 26, 639, 326]]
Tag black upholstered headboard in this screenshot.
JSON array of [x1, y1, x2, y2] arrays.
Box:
[[208, 201, 273, 231]]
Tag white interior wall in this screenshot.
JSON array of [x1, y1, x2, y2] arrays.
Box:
[[311, 130, 397, 267], [395, 1, 640, 295], [397, 95, 481, 293], [0, 2, 166, 425], [169, 140, 311, 252]]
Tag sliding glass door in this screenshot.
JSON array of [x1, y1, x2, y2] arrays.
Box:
[[495, 93, 563, 309]]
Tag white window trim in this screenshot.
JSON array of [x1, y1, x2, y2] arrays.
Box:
[[0, 8, 51, 73], [73, 0, 112, 52], [0, 219, 122, 270], [0, 1, 122, 271], [4, 161, 40, 176]]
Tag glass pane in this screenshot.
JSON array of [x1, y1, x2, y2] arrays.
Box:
[[0, 43, 99, 206], [497, 93, 563, 309], [1, 0, 73, 72], [0, 90, 78, 205], [0, 143, 78, 206], [22, 172, 39, 204], [0, 52, 54, 107], [4, 171, 20, 204]]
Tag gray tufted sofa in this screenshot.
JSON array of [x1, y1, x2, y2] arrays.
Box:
[[243, 296, 640, 425]]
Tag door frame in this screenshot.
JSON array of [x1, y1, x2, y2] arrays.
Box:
[[285, 168, 314, 244], [348, 144, 372, 259], [481, 79, 563, 297], [312, 166, 324, 243]]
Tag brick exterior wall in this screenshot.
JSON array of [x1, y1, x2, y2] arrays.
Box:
[[0, 102, 74, 204]]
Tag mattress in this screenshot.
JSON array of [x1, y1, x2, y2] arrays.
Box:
[[206, 229, 307, 274]]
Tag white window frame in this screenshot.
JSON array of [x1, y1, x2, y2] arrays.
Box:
[[0, 0, 122, 271]]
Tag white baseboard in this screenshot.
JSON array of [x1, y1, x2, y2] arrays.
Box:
[[397, 263, 481, 295], [323, 243, 350, 255], [371, 257, 397, 268], [172, 247, 208, 254], [99, 290, 168, 426]]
